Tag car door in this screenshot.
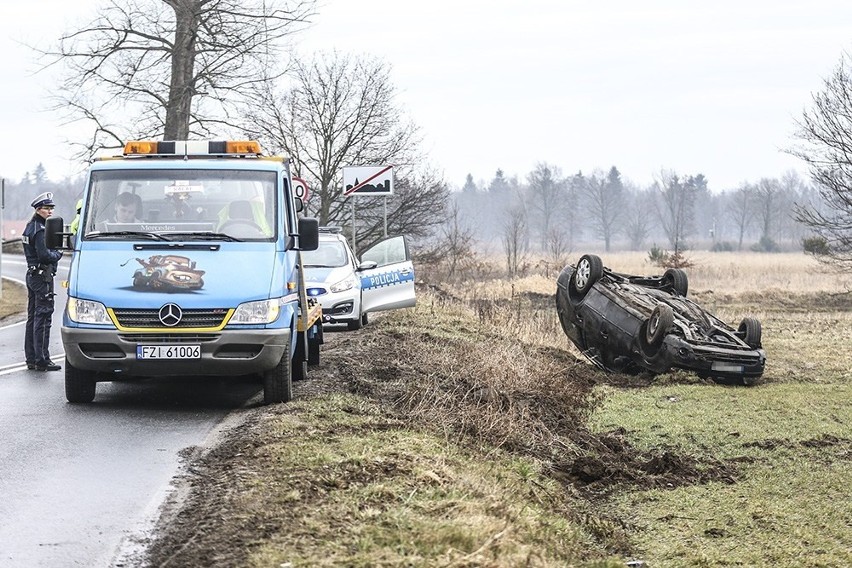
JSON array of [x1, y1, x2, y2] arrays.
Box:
[[358, 235, 416, 314]]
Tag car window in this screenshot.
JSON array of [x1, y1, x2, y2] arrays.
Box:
[[360, 235, 407, 267], [301, 241, 349, 268]]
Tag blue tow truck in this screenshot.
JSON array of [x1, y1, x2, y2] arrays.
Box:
[[46, 140, 324, 404]]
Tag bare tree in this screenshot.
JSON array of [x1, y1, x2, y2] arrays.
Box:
[[753, 177, 785, 251], [526, 163, 566, 249], [244, 52, 426, 232], [653, 170, 698, 254], [47, 0, 315, 157], [727, 183, 757, 251], [580, 166, 625, 252], [624, 186, 653, 251], [789, 54, 852, 269], [542, 228, 571, 276], [429, 200, 477, 281], [502, 202, 528, 278]]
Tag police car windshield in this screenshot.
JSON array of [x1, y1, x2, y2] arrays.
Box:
[[82, 169, 278, 241], [302, 241, 349, 268]]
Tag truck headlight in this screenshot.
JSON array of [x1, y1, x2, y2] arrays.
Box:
[[230, 298, 281, 324], [330, 274, 356, 293], [67, 298, 112, 325]]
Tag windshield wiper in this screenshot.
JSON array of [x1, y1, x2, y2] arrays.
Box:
[[87, 231, 169, 241], [166, 231, 243, 242]]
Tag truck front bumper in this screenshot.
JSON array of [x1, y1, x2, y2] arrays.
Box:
[[62, 326, 291, 377]]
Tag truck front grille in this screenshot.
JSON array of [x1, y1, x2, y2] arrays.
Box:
[[112, 308, 229, 329]]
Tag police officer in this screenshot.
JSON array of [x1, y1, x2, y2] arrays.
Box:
[[22, 192, 64, 371]]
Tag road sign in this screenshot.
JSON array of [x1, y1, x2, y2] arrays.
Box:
[[292, 177, 310, 201], [343, 165, 393, 196]]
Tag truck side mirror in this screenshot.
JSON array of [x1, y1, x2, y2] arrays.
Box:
[[45, 216, 68, 249], [298, 217, 319, 251]]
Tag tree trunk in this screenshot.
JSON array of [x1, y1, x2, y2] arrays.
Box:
[[164, 1, 198, 140]]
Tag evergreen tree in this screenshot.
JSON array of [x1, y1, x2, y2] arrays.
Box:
[[461, 173, 478, 194]]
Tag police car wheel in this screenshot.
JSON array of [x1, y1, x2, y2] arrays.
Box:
[[65, 359, 96, 403], [347, 317, 362, 331], [361, 313, 369, 326]]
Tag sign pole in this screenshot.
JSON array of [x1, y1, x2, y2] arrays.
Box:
[[351, 198, 357, 256], [383, 196, 388, 238]]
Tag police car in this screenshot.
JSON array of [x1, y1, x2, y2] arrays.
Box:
[[301, 228, 416, 330]]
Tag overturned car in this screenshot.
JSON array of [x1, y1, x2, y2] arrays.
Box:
[[556, 254, 766, 385]]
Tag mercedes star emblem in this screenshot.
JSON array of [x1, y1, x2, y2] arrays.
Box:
[[158, 303, 183, 327]]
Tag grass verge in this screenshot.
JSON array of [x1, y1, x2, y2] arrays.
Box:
[[0, 278, 27, 322]]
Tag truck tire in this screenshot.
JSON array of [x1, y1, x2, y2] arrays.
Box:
[[65, 358, 96, 403], [263, 341, 293, 404]]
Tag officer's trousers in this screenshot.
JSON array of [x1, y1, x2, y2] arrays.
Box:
[[25, 272, 55, 366]]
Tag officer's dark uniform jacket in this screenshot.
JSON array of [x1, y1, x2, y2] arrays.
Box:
[[22, 214, 63, 367]]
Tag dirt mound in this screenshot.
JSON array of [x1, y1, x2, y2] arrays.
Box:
[[331, 316, 736, 497]]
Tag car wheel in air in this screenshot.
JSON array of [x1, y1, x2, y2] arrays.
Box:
[[65, 358, 97, 403], [738, 317, 762, 348], [664, 268, 689, 296], [645, 303, 674, 348], [572, 254, 603, 296]]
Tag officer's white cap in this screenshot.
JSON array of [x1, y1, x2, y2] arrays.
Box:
[[31, 192, 55, 208]]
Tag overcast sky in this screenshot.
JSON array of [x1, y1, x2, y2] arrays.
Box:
[[1, 1, 851, 192]]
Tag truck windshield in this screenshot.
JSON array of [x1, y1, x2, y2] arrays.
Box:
[[82, 169, 278, 241]]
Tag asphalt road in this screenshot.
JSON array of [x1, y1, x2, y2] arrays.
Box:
[[0, 253, 259, 567]]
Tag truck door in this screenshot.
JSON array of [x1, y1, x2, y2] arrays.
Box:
[[358, 235, 416, 314]]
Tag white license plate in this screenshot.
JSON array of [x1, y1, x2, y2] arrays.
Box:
[[136, 345, 201, 360], [711, 362, 744, 373]]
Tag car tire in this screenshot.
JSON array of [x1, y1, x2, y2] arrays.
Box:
[[645, 303, 674, 348], [664, 268, 689, 296], [263, 341, 293, 404], [361, 312, 369, 326], [738, 317, 762, 348], [347, 317, 362, 331], [572, 254, 603, 296], [65, 358, 96, 403]]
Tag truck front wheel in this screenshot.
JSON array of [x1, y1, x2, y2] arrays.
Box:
[[65, 358, 96, 403], [263, 342, 293, 404]]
